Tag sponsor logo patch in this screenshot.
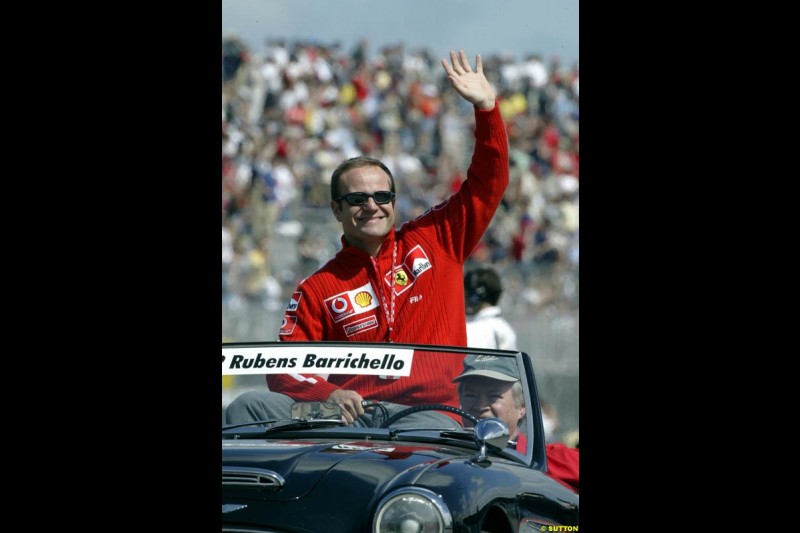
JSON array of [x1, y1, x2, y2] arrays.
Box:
[[394, 269, 409, 286], [279, 314, 297, 335], [324, 282, 380, 323], [343, 315, 379, 337], [286, 291, 303, 312], [407, 245, 432, 277], [384, 244, 432, 295]]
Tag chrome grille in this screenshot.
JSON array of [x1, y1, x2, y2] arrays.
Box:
[[222, 466, 285, 489]]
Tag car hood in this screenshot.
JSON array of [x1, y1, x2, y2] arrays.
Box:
[[222, 435, 577, 532], [222, 437, 449, 501]]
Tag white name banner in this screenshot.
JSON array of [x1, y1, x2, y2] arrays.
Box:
[[222, 346, 414, 376]]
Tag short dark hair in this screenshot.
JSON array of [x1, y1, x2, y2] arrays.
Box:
[[464, 267, 503, 307], [330, 156, 395, 201]]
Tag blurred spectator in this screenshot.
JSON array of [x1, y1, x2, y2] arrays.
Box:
[[541, 399, 561, 443], [222, 35, 248, 83], [464, 267, 517, 351], [562, 428, 579, 449]]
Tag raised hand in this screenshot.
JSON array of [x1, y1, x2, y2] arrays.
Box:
[[441, 49, 496, 111]]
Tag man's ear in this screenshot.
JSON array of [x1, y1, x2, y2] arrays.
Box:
[[331, 200, 342, 221]]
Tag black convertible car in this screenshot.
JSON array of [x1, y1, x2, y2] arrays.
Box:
[[222, 341, 578, 532]]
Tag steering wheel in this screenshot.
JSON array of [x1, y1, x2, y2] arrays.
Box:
[[380, 404, 479, 428]]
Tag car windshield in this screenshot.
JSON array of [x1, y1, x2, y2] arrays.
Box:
[[222, 341, 544, 463]]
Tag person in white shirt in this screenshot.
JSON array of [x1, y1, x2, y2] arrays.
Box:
[[464, 267, 517, 350]]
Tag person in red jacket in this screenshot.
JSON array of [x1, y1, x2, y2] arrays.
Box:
[[453, 354, 579, 492], [226, 49, 509, 428]]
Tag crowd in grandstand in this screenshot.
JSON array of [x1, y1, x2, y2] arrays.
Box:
[[222, 35, 579, 320]]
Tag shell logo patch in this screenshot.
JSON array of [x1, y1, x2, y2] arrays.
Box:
[[324, 282, 380, 323], [354, 291, 373, 307]]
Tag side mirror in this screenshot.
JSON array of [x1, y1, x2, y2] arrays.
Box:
[[473, 417, 510, 462]]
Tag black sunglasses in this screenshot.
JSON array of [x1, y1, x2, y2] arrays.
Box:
[[335, 190, 395, 206]]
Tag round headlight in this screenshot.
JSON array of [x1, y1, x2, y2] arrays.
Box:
[[373, 487, 453, 532]]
